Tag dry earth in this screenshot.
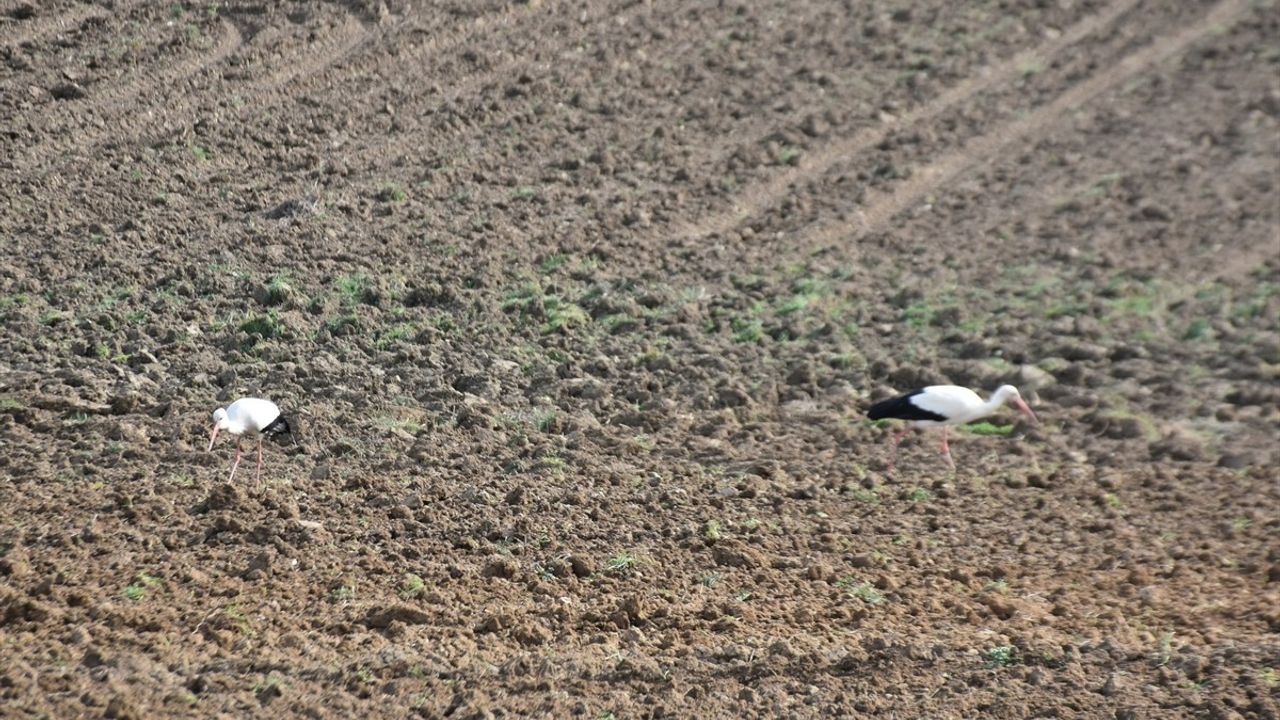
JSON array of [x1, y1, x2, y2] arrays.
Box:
[[2, 0, 1279, 718]]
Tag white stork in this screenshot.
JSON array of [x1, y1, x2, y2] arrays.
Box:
[[867, 384, 1037, 473], [208, 397, 292, 485]]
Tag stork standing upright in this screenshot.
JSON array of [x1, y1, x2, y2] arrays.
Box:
[[207, 397, 292, 486], [867, 384, 1037, 473]]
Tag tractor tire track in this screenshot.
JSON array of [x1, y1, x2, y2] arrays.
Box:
[[176, 0, 687, 189], [651, 0, 1146, 248], [11, 8, 384, 177], [8, 16, 245, 173], [0, 2, 107, 49], [17, 1, 571, 182], [130, 0, 570, 157], [815, 0, 1255, 249], [336, 0, 784, 175]]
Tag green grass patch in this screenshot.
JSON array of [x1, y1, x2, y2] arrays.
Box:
[[984, 645, 1018, 668], [1182, 318, 1212, 341], [324, 313, 362, 336], [400, 573, 426, 599], [239, 311, 285, 341], [778, 146, 801, 165], [902, 302, 936, 329], [330, 580, 357, 603], [836, 578, 884, 604], [377, 323, 418, 349], [123, 572, 161, 601], [605, 553, 640, 576], [906, 487, 932, 503], [541, 297, 589, 334], [731, 317, 763, 343], [539, 253, 568, 273], [335, 273, 371, 305], [963, 422, 1013, 436], [703, 520, 723, 542], [1043, 300, 1089, 319], [376, 183, 407, 203], [375, 416, 422, 435], [532, 408, 559, 433], [849, 488, 880, 504], [265, 274, 294, 305]]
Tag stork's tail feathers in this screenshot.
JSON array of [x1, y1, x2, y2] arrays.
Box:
[[262, 414, 292, 438]]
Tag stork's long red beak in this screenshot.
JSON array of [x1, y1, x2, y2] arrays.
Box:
[[207, 425, 220, 452], [1013, 398, 1038, 425]]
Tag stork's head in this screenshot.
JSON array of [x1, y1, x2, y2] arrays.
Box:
[[994, 385, 1038, 425], [208, 407, 230, 451]]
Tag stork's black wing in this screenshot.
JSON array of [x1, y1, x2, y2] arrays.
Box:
[[867, 390, 948, 422]]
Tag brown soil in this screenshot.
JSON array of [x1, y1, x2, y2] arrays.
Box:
[[2, 0, 1278, 718]]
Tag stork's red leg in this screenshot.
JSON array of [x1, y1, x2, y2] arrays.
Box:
[[887, 426, 911, 475], [256, 437, 264, 488], [228, 438, 243, 482], [941, 426, 956, 472]]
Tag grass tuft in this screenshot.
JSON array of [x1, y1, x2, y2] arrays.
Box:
[[985, 645, 1018, 668], [400, 573, 427, 599], [836, 577, 884, 604], [963, 422, 1013, 436], [605, 553, 640, 576]]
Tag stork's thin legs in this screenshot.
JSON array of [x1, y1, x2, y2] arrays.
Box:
[[941, 426, 956, 472], [887, 426, 912, 476], [256, 437, 264, 487], [228, 438, 243, 482]]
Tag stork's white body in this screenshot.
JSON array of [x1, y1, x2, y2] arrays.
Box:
[[898, 385, 996, 427], [208, 397, 289, 485], [218, 398, 282, 436]]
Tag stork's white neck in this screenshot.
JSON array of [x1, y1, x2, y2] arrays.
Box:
[[983, 384, 1013, 412], [972, 386, 1017, 422]]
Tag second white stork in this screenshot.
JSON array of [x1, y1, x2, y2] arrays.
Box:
[[208, 397, 293, 486], [867, 384, 1038, 473]]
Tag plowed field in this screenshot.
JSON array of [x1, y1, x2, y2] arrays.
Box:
[[2, 0, 1278, 717]]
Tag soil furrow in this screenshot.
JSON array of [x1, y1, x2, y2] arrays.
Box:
[[0, 2, 107, 49], [834, 0, 1256, 247], [1, 0, 1277, 717], [7, 16, 245, 173], [650, 0, 1147, 248]]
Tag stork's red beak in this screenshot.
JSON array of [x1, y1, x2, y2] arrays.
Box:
[[207, 425, 220, 452], [1013, 398, 1038, 425]]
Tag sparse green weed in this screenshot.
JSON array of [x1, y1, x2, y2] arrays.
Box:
[[836, 577, 884, 604], [963, 422, 1013, 436], [906, 487, 932, 503], [605, 553, 640, 575], [123, 572, 161, 601], [539, 253, 568, 273], [239, 311, 285, 343], [335, 273, 371, 305], [375, 416, 422, 435], [331, 580, 357, 603], [703, 520, 723, 541], [985, 645, 1017, 668], [731, 317, 763, 343], [377, 183, 407, 203], [400, 573, 427, 599]]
